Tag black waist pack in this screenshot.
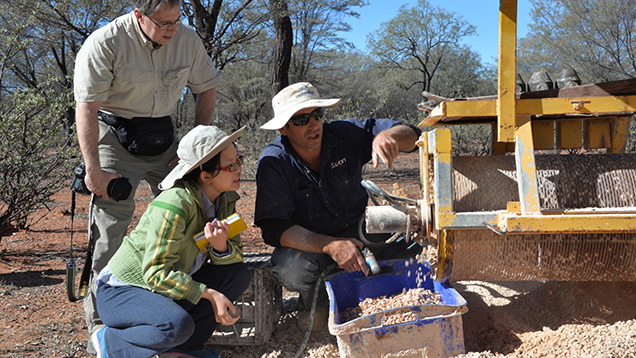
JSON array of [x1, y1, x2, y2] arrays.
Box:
[[99, 112, 174, 156]]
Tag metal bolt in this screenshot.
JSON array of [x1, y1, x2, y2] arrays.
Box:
[[571, 100, 591, 111]]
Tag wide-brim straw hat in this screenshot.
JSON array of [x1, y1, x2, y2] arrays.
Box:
[[260, 82, 340, 130], [159, 125, 245, 190]]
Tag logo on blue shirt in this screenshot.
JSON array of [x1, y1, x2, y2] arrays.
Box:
[[330, 157, 347, 169]]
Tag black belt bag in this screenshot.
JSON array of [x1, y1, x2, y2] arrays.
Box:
[[99, 112, 175, 156]]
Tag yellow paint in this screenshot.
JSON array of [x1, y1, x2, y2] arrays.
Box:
[[556, 120, 583, 149], [433, 128, 452, 155], [611, 117, 631, 153], [515, 116, 541, 213], [584, 118, 611, 149], [532, 121, 555, 150], [420, 95, 636, 126], [433, 229, 456, 282], [517, 95, 636, 115], [497, 0, 517, 143], [500, 214, 636, 234], [431, 128, 455, 230], [420, 100, 496, 126], [436, 229, 449, 281], [507, 202, 521, 213], [436, 209, 458, 230], [491, 122, 509, 154], [418, 134, 430, 203], [418, 102, 447, 126]]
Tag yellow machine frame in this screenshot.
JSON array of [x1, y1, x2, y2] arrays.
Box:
[[417, 0, 636, 237]]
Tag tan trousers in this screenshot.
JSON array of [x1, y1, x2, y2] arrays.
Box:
[[83, 120, 178, 334]]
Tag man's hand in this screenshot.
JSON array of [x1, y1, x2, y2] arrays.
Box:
[[372, 131, 400, 169], [324, 238, 369, 276], [371, 124, 420, 169], [85, 167, 121, 200], [279, 226, 369, 275]]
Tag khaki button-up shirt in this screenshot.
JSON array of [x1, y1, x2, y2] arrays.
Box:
[[74, 12, 222, 119]]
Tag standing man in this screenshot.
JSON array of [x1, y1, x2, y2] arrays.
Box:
[[73, 0, 222, 352], [254, 82, 422, 331]]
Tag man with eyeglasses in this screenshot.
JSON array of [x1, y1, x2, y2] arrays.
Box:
[[254, 82, 423, 331], [73, 0, 222, 353]]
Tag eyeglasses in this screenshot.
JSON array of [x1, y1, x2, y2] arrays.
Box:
[[144, 13, 183, 30], [289, 108, 324, 126], [218, 156, 244, 173]]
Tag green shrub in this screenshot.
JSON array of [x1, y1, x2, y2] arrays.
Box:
[[0, 85, 78, 236]]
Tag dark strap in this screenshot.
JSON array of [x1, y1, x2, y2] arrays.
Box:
[[66, 189, 93, 302], [98, 111, 172, 124], [97, 111, 125, 126]]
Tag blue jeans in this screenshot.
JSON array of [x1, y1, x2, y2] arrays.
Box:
[[96, 262, 250, 358]]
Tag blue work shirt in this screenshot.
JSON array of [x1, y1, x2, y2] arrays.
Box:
[[255, 118, 402, 246]]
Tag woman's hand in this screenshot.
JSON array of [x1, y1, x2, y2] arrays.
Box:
[[205, 219, 229, 253], [201, 288, 240, 326]]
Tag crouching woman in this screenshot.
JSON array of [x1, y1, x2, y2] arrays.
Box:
[[91, 126, 250, 358]]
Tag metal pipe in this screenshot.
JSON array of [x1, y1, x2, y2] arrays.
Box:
[[365, 206, 409, 234]]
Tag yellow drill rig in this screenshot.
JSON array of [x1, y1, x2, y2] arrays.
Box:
[[365, 0, 636, 282]]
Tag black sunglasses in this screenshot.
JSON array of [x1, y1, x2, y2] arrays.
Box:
[[289, 108, 324, 126]]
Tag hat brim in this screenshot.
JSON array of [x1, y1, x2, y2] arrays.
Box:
[[159, 126, 245, 190], [260, 98, 340, 131]]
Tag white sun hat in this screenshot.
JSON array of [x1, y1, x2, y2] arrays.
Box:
[[260, 82, 341, 130], [159, 125, 245, 190]]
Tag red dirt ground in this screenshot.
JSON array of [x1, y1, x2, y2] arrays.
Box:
[[1, 152, 635, 357]]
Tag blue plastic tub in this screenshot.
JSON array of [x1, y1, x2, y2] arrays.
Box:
[[325, 260, 467, 358]]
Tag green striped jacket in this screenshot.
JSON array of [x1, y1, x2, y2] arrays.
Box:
[[108, 180, 243, 304]]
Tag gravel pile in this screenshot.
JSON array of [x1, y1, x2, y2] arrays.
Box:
[[459, 320, 636, 358], [341, 287, 442, 324], [220, 281, 636, 358]]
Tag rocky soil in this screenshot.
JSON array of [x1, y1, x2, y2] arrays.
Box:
[[1, 152, 635, 357]]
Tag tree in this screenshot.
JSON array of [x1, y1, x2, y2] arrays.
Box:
[[216, 61, 279, 160], [288, 0, 367, 82], [269, 0, 293, 93], [430, 46, 495, 98], [184, 0, 270, 70], [0, 84, 78, 235], [0, 25, 23, 94], [0, 0, 128, 131], [217, 60, 271, 131], [519, 0, 636, 82], [367, 0, 476, 94]]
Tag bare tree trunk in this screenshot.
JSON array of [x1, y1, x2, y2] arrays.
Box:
[[269, 0, 292, 94], [186, 0, 223, 55]]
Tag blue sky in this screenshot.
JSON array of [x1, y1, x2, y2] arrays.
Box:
[[339, 0, 533, 65]]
